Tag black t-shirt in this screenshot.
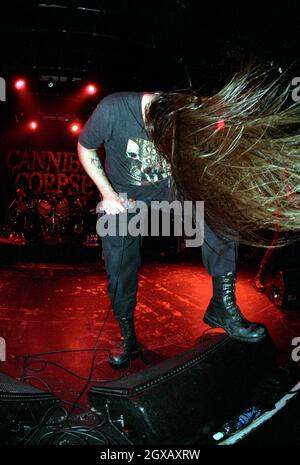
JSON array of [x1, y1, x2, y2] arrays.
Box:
[[78, 92, 171, 199]]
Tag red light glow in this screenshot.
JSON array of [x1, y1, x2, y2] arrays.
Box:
[[216, 120, 225, 129], [29, 121, 38, 130], [14, 79, 26, 90], [85, 84, 97, 95], [69, 122, 81, 134]]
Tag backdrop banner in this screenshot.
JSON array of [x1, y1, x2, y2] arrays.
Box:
[[6, 149, 94, 196]]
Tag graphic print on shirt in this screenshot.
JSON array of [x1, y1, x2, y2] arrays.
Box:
[[126, 138, 171, 185]]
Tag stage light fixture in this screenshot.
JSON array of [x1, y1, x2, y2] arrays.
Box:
[[29, 120, 38, 131], [69, 122, 81, 134], [85, 84, 97, 95], [14, 79, 26, 91]]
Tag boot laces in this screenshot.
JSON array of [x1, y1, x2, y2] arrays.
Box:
[[119, 320, 136, 346], [223, 280, 243, 321]]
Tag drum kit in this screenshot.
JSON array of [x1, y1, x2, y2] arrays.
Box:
[[8, 188, 94, 244]]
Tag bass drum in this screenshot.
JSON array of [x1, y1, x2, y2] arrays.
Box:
[[56, 196, 71, 219], [14, 211, 42, 242], [9, 197, 34, 222], [36, 195, 52, 218]]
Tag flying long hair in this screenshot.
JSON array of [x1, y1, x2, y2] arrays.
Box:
[[146, 66, 300, 247]]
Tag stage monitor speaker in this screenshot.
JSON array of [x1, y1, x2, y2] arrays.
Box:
[[88, 333, 276, 445], [0, 373, 60, 442], [265, 269, 300, 310]]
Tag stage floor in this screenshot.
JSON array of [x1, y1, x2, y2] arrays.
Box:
[[1, 258, 299, 407]]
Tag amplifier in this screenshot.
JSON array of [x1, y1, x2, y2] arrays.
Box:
[[88, 332, 276, 444], [0, 372, 60, 442]]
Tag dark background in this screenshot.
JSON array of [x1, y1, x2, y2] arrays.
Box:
[[1, 0, 300, 229], [1, 0, 300, 93]]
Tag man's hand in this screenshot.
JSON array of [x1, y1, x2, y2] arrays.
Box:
[[99, 192, 126, 215]]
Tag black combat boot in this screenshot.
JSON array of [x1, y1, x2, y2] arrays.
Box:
[[203, 272, 267, 343], [109, 317, 140, 367]]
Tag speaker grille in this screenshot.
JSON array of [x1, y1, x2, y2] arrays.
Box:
[[0, 374, 43, 394], [90, 333, 227, 396]]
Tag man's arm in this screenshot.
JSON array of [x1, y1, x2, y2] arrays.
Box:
[[77, 142, 125, 214]]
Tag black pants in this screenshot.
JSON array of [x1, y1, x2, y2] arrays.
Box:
[[99, 180, 238, 320]]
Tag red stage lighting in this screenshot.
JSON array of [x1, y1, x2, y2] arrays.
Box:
[[216, 120, 225, 129], [85, 84, 97, 95], [69, 122, 81, 134], [29, 120, 38, 131], [14, 79, 26, 90]]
